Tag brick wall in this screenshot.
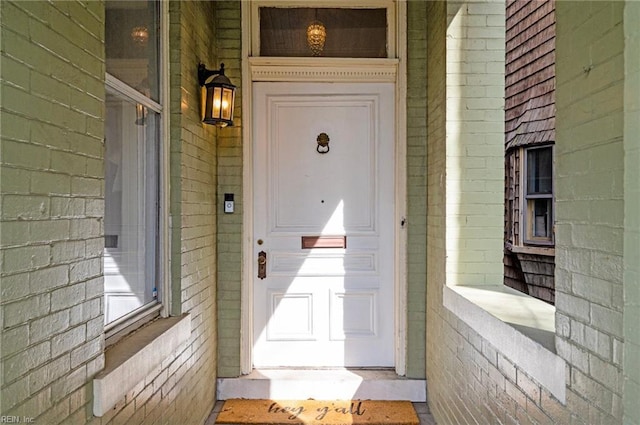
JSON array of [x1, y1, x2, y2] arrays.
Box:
[[214, 1, 243, 378], [91, 2, 220, 423], [426, 1, 633, 423], [555, 1, 625, 422], [425, 0, 447, 402], [1, 1, 220, 424], [405, 0, 428, 379], [1, 1, 106, 422], [623, 3, 640, 423], [445, 0, 505, 287]]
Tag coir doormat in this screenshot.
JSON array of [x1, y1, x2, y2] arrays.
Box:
[[215, 399, 419, 425]]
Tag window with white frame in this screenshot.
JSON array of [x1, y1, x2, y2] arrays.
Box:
[[104, 0, 166, 329], [523, 145, 554, 245]]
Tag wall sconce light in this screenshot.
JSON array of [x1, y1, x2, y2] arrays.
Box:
[[198, 63, 236, 127]]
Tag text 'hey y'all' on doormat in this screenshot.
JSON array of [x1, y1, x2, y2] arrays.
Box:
[[215, 399, 419, 425]]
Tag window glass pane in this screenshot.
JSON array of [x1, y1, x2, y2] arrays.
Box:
[[104, 90, 159, 324], [527, 147, 552, 194], [106, 0, 160, 101], [259, 8, 387, 58], [528, 198, 552, 239]]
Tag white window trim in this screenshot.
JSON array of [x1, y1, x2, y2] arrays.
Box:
[[103, 0, 171, 335], [105, 74, 163, 112]]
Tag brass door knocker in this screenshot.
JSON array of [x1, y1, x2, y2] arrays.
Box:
[[316, 132, 330, 154]]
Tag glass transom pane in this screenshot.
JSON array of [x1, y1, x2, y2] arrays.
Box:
[[259, 7, 387, 58]]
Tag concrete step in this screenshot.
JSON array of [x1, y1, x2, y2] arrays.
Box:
[[217, 369, 427, 402]]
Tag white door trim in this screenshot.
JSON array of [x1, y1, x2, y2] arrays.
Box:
[[240, 0, 407, 375]]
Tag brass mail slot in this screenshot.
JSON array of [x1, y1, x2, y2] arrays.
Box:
[[301, 236, 347, 249]]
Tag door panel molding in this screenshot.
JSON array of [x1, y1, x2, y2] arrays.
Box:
[[252, 82, 394, 368]]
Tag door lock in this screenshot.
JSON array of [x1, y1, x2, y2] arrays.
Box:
[[257, 251, 267, 279]]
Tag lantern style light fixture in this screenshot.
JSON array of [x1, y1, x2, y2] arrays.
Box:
[[198, 63, 236, 127]]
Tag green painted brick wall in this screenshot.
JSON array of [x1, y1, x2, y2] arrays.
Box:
[[214, 0, 243, 378], [90, 2, 220, 422], [1, 2, 106, 422], [445, 0, 505, 287], [1, 1, 220, 423], [555, 2, 626, 422], [623, 2, 640, 424], [425, 0, 447, 398], [406, 0, 429, 380]]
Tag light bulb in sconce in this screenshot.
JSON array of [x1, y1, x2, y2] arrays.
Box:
[[131, 26, 149, 46], [306, 20, 326, 56]]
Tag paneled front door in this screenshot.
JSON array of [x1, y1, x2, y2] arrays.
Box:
[[252, 82, 395, 368]]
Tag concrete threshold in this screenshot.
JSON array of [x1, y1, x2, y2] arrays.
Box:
[[217, 369, 427, 402]]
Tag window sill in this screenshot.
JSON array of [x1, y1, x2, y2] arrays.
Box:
[[443, 285, 566, 403], [93, 314, 191, 417], [506, 244, 555, 256]]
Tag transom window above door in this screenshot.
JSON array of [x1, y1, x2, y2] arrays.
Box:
[[255, 5, 393, 58]]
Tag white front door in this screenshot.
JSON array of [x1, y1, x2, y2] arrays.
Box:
[[252, 82, 395, 368]]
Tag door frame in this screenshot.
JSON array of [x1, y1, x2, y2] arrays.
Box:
[[240, 0, 408, 375]]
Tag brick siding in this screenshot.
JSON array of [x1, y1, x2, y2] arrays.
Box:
[[214, 0, 243, 379], [426, 1, 634, 423], [1, 1, 106, 422], [445, 0, 505, 288], [555, 1, 626, 422], [623, 4, 640, 424], [406, 0, 429, 379], [2, 1, 638, 424], [1, 1, 220, 423]]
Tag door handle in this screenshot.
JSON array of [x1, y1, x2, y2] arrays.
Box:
[[257, 251, 267, 279]]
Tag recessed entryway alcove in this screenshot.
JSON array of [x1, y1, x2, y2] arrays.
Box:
[[217, 0, 425, 401]]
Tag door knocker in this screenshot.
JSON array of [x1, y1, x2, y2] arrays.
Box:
[[316, 132, 330, 154]]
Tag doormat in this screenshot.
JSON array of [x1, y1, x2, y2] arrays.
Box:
[[215, 399, 419, 425]]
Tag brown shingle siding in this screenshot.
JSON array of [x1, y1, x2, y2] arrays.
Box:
[[504, 0, 556, 304], [506, 6, 554, 53], [505, 0, 555, 149]]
